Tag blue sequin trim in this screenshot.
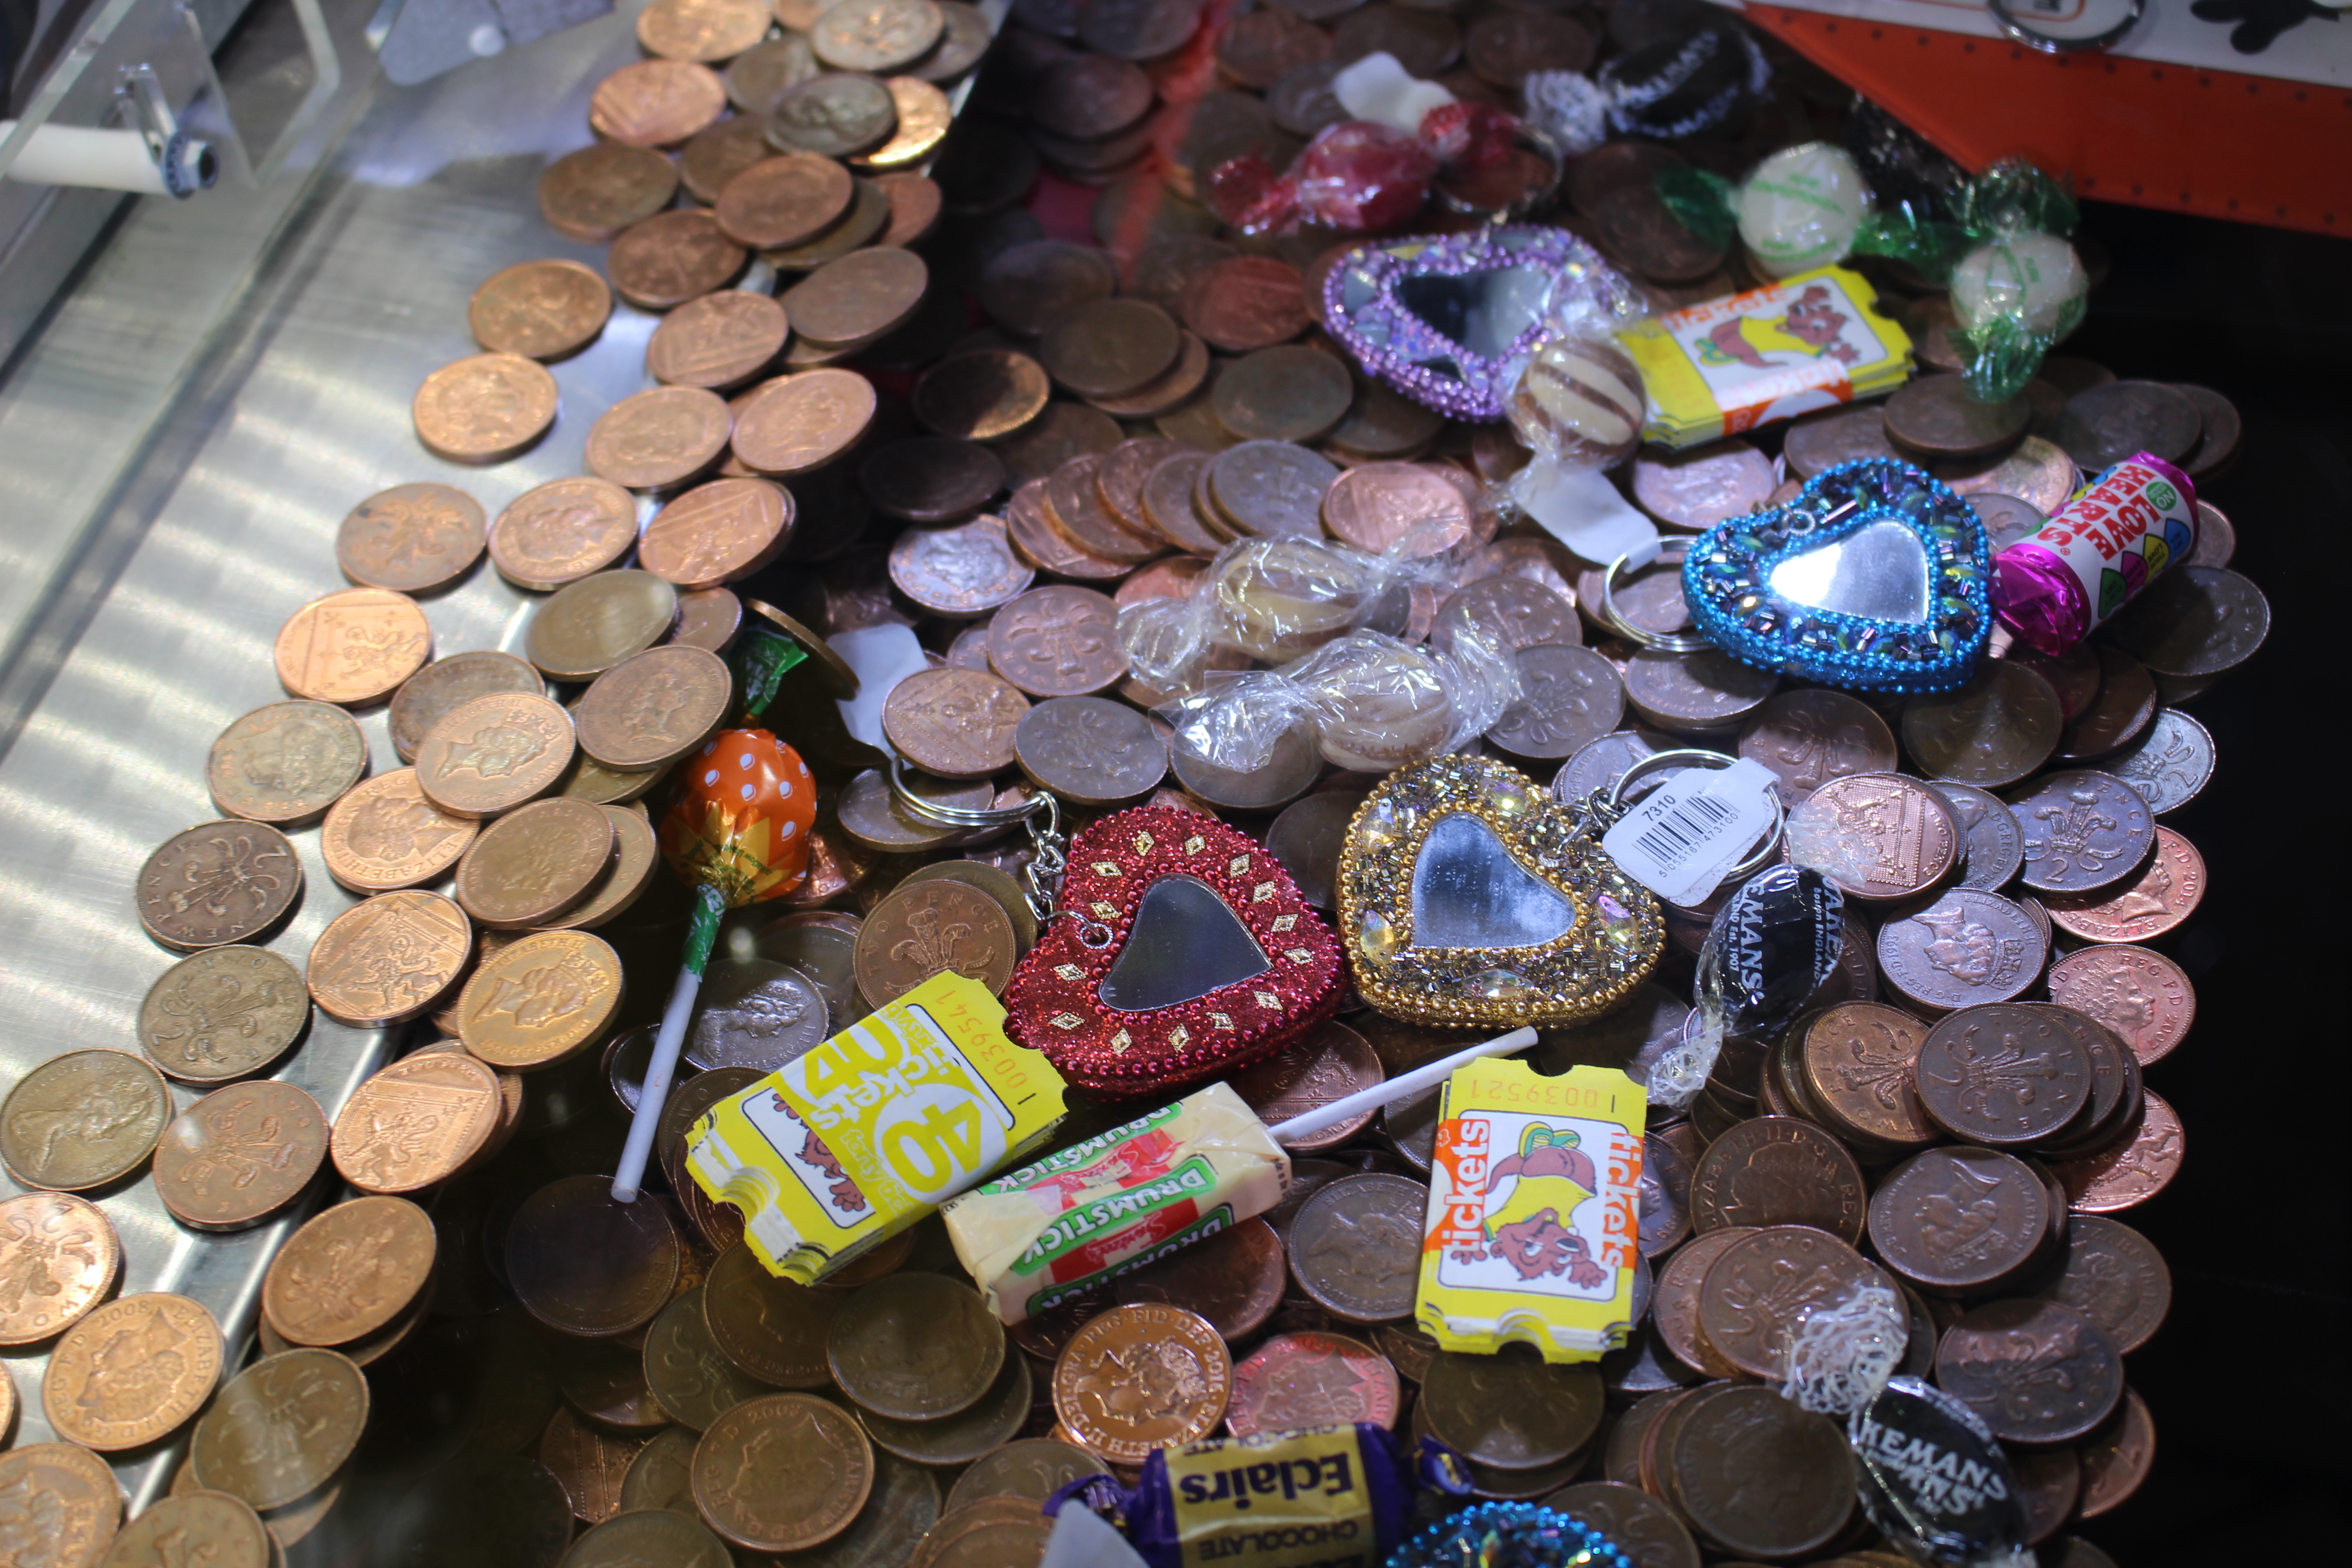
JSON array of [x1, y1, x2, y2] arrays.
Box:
[[1385, 1500, 1642, 1568]]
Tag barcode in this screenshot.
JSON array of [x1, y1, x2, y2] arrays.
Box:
[[1634, 791, 1735, 870]]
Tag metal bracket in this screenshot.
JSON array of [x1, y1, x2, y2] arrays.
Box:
[[177, 0, 340, 187]]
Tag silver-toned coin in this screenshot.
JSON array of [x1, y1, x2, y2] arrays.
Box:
[[2101, 708, 2213, 816]]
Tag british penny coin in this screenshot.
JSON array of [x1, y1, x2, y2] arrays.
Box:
[[1733, 688, 1896, 801], [1263, 790, 1362, 911], [2048, 945, 2192, 1066], [319, 769, 476, 892], [2174, 383, 2240, 475], [1003, 472, 1128, 581], [205, 700, 365, 831], [683, 956, 828, 1072], [1209, 343, 1352, 446], [458, 930, 626, 1068], [945, 1439, 1107, 1513], [996, 400, 1123, 487], [1635, 1126, 1694, 1258], [335, 481, 487, 596], [2007, 769, 2153, 895], [2054, 645, 2156, 762], [1422, 1346, 1602, 1470], [1182, 255, 1309, 352], [1209, 440, 1338, 539], [0, 1445, 119, 1565], [861, 1353, 1032, 1466], [1781, 402, 1900, 478], [609, 210, 748, 309], [1936, 1298, 2122, 1444], [2104, 563, 2270, 678], [1226, 1330, 1398, 1438], [1138, 451, 1221, 554], [1217, 6, 1333, 88], [1052, 1304, 1230, 1464], [985, 585, 1126, 697], [389, 651, 544, 763], [1288, 1171, 1427, 1322], [0, 1049, 169, 1191], [489, 478, 638, 592], [1487, 645, 1626, 761], [828, 1272, 1004, 1420], [2053, 1086, 2181, 1212], [978, 240, 1117, 335], [1541, 1481, 1700, 1568], [1322, 460, 1470, 555], [1784, 773, 1959, 901], [861, 436, 1006, 523], [1113, 1216, 1286, 1342], [1622, 646, 1780, 735], [1877, 889, 2047, 1011], [1915, 1003, 2091, 1146], [190, 1349, 366, 1510], [914, 349, 1051, 440], [1666, 1385, 1854, 1559], [1038, 298, 1181, 402], [1933, 434, 2078, 516], [1629, 441, 1775, 529], [642, 1286, 765, 1429], [851, 76, 953, 171], [273, 587, 431, 706], [103, 1491, 273, 1568], [586, 386, 733, 491], [0, 1191, 120, 1345], [1903, 661, 2063, 787], [765, 70, 898, 158], [2103, 707, 2213, 817], [724, 34, 818, 114], [643, 478, 794, 591], [911, 0, 991, 81], [702, 1242, 839, 1388], [1972, 491, 2049, 551], [853, 877, 1017, 1004], [469, 259, 612, 362], [647, 291, 789, 390], [1687, 1116, 1867, 1244], [532, 572, 683, 683], [1169, 716, 1321, 812], [882, 665, 1030, 778], [561, 1509, 733, 1568], [1043, 453, 1157, 562], [1884, 375, 2031, 458], [454, 797, 617, 928], [782, 247, 928, 345], [888, 516, 1033, 616], [540, 141, 679, 241], [1695, 1225, 1877, 1381], [2030, 1213, 2170, 1355], [1797, 1003, 1937, 1148], [261, 1196, 433, 1346], [1097, 438, 1190, 538], [774, 1451, 937, 1567], [329, 1044, 498, 1191], [1931, 779, 2027, 892], [153, 1079, 327, 1230], [1091, 326, 1210, 420], [590, 58, 727, 145], [812, 0, 943, 70], [2075, 1387, 2156, 1519], [412, 352, 558, 462], [1435, 577, 1580, 657], [575, 645, 734, 771], [733, 368, 877, 474], [672, 586, 744, 653], [640, 0, 774, 62], [508, 1174, 681, 1338], [1869, 1144, 2050, 1294], [1233, 1023, 1384, 1154], [2051, 381, 2202, 471], [413, 691, 575, 817], [2043, 824, 2204, 944], [693, 1392, 874, 1551], [715, 152, 854, 250], [1012, 695, 1166, 804], [1651, 1226, 1753, 1377]]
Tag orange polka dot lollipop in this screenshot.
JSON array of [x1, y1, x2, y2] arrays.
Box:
[[617, 727, 818, 1203]]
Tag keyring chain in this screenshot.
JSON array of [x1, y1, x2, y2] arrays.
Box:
[[1567, 747, 1788, 883], [887, 752, 1098, 932]]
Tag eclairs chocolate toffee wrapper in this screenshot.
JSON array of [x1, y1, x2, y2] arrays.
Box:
[[1416, 1059, 1647, 1362], [1994, 452, 2197, 657], [685, 972, 1066, 1284], [943, 1082, 1290, 1325]]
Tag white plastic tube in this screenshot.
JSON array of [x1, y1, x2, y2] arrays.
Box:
[[0, 122, 215, 196], [1268, 1025, 1536, 1141]]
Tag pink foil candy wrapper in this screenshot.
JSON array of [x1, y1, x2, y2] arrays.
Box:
[[1992, 452, 2198, 657], [1203, 105, 1519, 236]]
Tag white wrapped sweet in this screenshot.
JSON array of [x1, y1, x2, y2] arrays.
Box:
[[1950, 230, 2087, 339], [1737, 142, 1868, 279]]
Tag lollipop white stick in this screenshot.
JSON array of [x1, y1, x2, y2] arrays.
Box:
[[1268, 1026, 1536, 1142]]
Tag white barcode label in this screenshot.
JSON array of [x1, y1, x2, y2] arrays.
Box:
[[1602, 757, 1781, 907]]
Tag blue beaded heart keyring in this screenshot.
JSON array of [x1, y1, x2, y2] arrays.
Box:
[[1681, 456, 1992, 692]]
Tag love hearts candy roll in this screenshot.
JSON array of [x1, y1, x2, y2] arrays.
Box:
[[1993, 453, 2197, 657]]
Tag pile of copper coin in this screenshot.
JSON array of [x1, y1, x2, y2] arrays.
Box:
[[0, 0, 2271, 1566]]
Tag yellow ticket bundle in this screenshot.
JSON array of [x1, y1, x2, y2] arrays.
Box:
[[1616, 264, 1912, 448], [1415, 1058, 1646, 1362], [686, 973, 1067, 1283]]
